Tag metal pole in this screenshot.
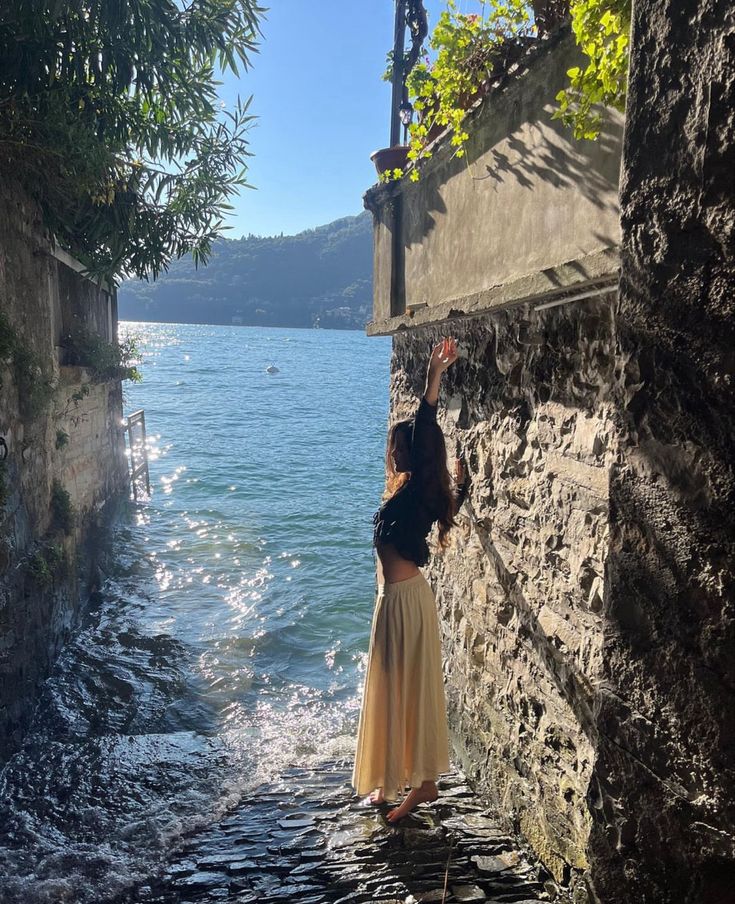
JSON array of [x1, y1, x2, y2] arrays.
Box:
[[533, 283, 616, 312], [390, 0, 407, 146], [126, 420, 138, 500], [139, 411, 151, 495]]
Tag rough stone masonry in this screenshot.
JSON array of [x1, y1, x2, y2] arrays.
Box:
[[594, 1, 735, 901], [0, 184, 129, 761], [384, 4, 734, 901], [391, 302, 616, 898]]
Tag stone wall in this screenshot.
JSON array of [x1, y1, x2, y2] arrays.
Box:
[[589, 2, 735, 901], [0, 184, 129, 761], [390, 297, 617, 892]]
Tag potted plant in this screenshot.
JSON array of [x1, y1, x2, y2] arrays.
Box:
[[370, 145, 411, 177], [383, 0, 536, 182]]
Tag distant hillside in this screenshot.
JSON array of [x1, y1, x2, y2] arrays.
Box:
[[118, 212, 372, 330]]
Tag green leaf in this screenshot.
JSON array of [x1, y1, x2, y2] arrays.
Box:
[[0, 0, 265, 281]]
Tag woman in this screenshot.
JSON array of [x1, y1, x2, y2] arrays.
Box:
[[352, 336, 468, 822]]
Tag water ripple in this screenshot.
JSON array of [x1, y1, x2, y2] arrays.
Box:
[[0, 324, 390, 903]]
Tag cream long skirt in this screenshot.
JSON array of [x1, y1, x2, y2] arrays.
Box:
[[351, 571, 450, 802]]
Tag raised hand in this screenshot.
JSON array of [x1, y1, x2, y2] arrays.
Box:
[[425, 337, 458, 406], [429, 337, 458, 374]]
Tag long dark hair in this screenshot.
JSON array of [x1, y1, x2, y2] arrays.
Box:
[[384, 417, 457, 549]]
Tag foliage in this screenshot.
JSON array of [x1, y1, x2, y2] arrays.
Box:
[[0, 312, 14, 365], [54, 383, 92, 432], [0, 0, 263, 281], [119, 213, 373, 330], [28, 550, 53, 588], [553, 0, 631, 138], [64, 328, 142, 383], [0, 312, 55, 418], [379, 168, 408, 184], [28, 542, 67, 588], [71, 385, 92, 404], [386, 0, 631, 182], [51, 480, 75, 534], [45, 543, 67, 576], [14, 345, 56, 417], [404, 1, 533, 179]]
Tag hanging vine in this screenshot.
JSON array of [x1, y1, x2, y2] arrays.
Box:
[[553, 0, 631, 139], [383, 0, 632, 182]]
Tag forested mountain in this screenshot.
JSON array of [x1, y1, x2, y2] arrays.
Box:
[[118, 212, 372, 330]]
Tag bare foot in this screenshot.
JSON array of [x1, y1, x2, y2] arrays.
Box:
[[367, 787, 385, 805], [386, 781, 438, 822]]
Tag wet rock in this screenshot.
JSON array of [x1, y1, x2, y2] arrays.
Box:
[[226, 859, 260, 874], [300, 849, 327, 862], [438, 783, 474, 798], [195, 854, 231, 869], [277, 814, 315, 829], [118, 758, 549, 904], [451, 884, 487, 901], [400, 827, 445, 848], [172, 870, 223, 889], [265, 883, 326, 898], [471, 852, 519, 874], [167, 860, 198, 878]]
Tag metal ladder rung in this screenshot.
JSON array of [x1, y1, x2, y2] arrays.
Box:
[[124, 409, 151, 499]]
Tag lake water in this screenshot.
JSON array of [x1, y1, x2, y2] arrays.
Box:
[[0, 323, 392, 903]]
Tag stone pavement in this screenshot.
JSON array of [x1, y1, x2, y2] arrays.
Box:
[[120, 759, 561, 903]]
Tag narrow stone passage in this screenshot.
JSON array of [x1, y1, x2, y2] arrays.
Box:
[[118, 760, 557, 904]]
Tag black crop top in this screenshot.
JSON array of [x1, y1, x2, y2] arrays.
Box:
[[372, 396, 469, 567]]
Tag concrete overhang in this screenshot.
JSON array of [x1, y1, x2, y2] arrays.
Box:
[[366, 248, 619, 336], [364, 29, 623, 337]]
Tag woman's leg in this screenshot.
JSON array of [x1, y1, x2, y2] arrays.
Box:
[[385, 779, 438, 822]]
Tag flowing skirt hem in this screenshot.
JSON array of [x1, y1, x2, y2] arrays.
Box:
[[351, 572, 450, 804]]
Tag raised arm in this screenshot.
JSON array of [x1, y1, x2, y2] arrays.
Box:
[[411, 338, 459, 468], [424, 338, 458, 405]]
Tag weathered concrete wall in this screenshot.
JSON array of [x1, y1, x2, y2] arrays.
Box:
[[366, 30, 623, 334], [390, 299, 616, 891], [588, 2, 735, 901], [0, 184, 128, 760]]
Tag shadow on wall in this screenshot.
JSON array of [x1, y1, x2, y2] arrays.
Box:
[[478, 118, 621, 211], [469, 509, 598, 741], [453, 304, 609, 762], [529, 32, 735, 877], [400, 34, 623, 248], [392, 280, 733, 899], [586, 242, 735, 901], [392, 303, 613, 778]]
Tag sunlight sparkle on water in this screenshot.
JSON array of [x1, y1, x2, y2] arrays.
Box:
[[0, 322, 391, 903]]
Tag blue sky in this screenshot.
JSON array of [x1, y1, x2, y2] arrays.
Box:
[[217, 0, 455, 238]]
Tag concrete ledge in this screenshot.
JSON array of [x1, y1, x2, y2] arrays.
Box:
[[50, 243, 114, 294], [366, 247, 619, 336]]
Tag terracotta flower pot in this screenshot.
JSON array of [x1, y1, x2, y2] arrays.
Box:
[[370, 146, 410, 176]]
